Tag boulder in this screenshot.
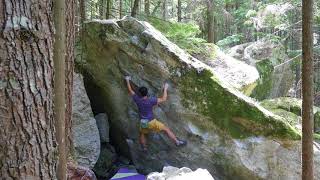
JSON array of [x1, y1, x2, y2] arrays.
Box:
[[67, 162, 97, 180], [147, 166, 214, 180], [95, 113, 110, 143], [191, 44, 259, 95], [79, 17, 320, 180], [260, 97, 320, 133], [72, 73, 100, 168], [93, 143, 117, 179], [228, 41, 295, 100]]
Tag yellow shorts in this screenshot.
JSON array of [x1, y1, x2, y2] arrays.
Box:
[[140, 119, 166, 134]]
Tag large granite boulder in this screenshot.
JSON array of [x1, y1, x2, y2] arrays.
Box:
[[72, 73, 100, 168], [79, 17, 320, 180], [228, 41, 295, 100]]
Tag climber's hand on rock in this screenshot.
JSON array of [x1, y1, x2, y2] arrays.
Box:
[[164, 83, 169, 90], [125, 76, 131, 81]]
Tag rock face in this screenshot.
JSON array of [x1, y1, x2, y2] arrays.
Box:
[[260, 97, 320, 133], [228, 41, 295, 100], [147, 166, 214, 180], [95, 113, 110, 143], [80, 17, 320, 180], [72, 73, 100, 168], [67, 162, 97, 180]]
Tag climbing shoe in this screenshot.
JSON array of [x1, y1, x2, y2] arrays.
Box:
[[176, 139, 187, 147], [141, 145, 148, 152]]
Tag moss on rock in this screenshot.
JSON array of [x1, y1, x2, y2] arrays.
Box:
[[261, 97, 320, 133], [250, 60, 274, 100], [179, 69, 300, 139]]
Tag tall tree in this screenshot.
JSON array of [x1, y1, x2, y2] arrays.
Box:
[[162, 0, 168, 20], [0, 0, 56, 179], [65, 0, 76, 158], [207, 0, 214, 43], [120, 0, 123, 18], [178, 0, 182, 22], [132, 0, 140, 17], [145, 0, 150, 15], [53, 0, 67, 178], [302, 0, 314, 179], [100, 0, 107, 19], [107, 0, 112, 19]]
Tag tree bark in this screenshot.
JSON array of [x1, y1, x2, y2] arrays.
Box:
[[0, 0, 56, 179], [178, 0, 182, 22], [302, 0, 314, 179], [207, 0, 214, 43], [53, 0, 67, 179], [66, 0, 76, 159], [131, 0, 140, 17], [145, 0, 150, 16]]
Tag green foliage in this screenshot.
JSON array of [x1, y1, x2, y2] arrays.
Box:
[[147, 17, 216, 58], [216, 34, 244, 48]]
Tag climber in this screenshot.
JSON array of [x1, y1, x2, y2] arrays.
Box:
[[125, 76, 187, 151]]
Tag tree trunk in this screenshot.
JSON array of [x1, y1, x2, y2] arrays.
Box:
[[79, 0, 86, 27], [0, 0, 56, 179], [66, 0, 76, 159], [207, 0, 214, 43], [100, 0, 107, 19], [54, 0, 67, 178], [145, 0, 150, 16], [107, 0, 112, 19], [162, 0, 168, 20], [120, 0, 123, 18], [131, 0, 140, 17], [178, 0, 182, 22], [301, 0, 314, 179]]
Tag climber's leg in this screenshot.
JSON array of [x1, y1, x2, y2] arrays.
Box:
[[139, 133, 147, 150]]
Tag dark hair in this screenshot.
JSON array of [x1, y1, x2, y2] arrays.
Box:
[[139, 87, 148, 97]]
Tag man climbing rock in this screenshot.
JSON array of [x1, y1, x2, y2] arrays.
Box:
[[125, 76, 186, 151]]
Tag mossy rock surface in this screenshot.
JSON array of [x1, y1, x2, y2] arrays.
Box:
[[261, 97, 320, 133]]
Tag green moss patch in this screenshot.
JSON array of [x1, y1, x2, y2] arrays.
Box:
[[179, 69, 300, 140], [250, 59, 274, 100]]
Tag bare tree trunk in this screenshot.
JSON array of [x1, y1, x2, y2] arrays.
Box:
[[100, 0, 107, 19], [207, 0, 214, 43], [0, 0, 56, 179], [302, 0, 314, 179], [107, 0, 112, 19], [53, 0, 67, 179], [177, 0, 182, 22], [79, 0, 86, 26], [131, 0, 140, 17], [66, 0, 76, 158], [145, 0, 150, 16], [162, 0, 168, 20], [120, 0, 123, 18]]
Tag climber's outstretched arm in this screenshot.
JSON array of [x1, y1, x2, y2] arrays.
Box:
[[125, 76, 135, 95], [157, 83, 169, 104]]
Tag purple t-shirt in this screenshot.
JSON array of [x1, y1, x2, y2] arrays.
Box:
[[132, 94, 158, 121]]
